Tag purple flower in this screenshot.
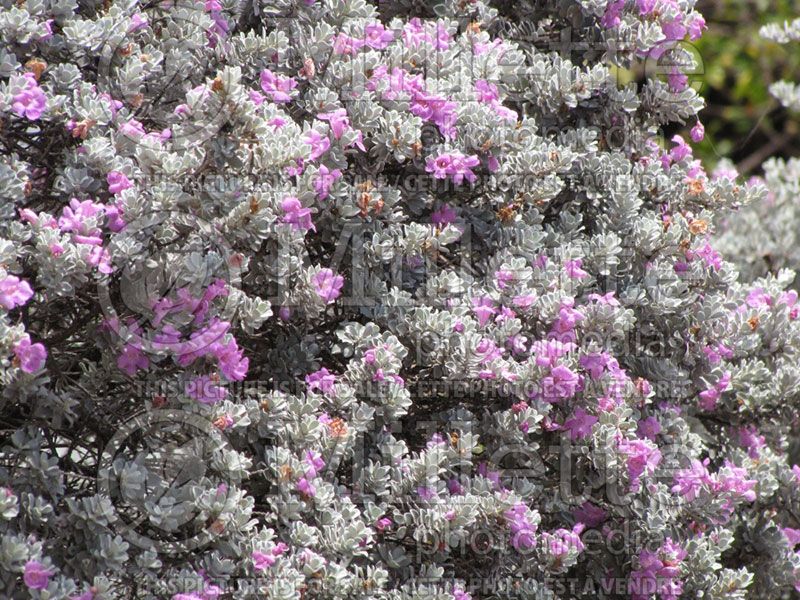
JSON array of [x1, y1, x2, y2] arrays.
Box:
[[513, 294, 537, 309], [13, 336, 47, 372], [0, 275, 34, 309], [117, 343, 149, 376], [306, 367, 336, 395], [313, 165, 341, 200], [453, 586, 471, 600], [107, 171, 133, 194], [572, 501, 607, 528], [432, 204, 457, 227], [185, 375, 228, 404], [313, 268, 344, 303], [207, 337, 248, 382], [638, 0, 656, 14], [375, 517, 392, 531], [564, 408, 598, 440], [637, 416, 661, 441], [746, 287, 771, 308], [417, 487, 436, 502], [12, 73, 47, 120], [618, 437, 662, 491], [600, 0, 624, 28], [670, 134, 692, 162], [427, 153, 454, 179], [530, 339, 576, 367], [494, 270, 514, 289], [281, 196, 315, 232], [24, 561, 53, 590]]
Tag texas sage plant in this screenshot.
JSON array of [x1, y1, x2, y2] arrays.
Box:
[[2, 0, 800, 599]]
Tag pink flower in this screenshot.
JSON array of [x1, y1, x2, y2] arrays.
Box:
[[564, 408, 598, 440], [297, 477, 316, 497], [539, 364, 580, 402], [427, 153, 454, 179], [12, 73, 47, 120], [690, 122, 705, 142], [304, 450, 325, 478], [513, 294, 537, 309], [671, 458, 712, 502], [129, 13, 149, 32], [317, 108, 350, 139], [504, 502, 537, 550], [588, 291, 620, 306], [107, 171, 133, 194], [0, 275, 34, 309], [564, 259, 588, 279], [120, 119, 145, 138], [746, 287, 771, 308], [260, 69, 297, 103], [364, 22, 393, 49], [448, 153, 480, 185], [375, 517, 392, 531], [252, 550, 276, 570], [687, 14, 706, 41], [472, 297, 497, 327], [281, 196, 315, 232], [313, 269, 344, 303], [425, 152, 479, 185], [402, 18, 430, 47], [333, 33, 366, 55], [13, 336, 47, 372], [474, 79, 500, 103], [495, 270, 514, 289], [313, 165, 341, 200], [303, 129, 330, 162], [24, 561, 53, 590]]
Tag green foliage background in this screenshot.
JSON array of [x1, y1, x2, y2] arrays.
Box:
[[693, 0, 800, 175]]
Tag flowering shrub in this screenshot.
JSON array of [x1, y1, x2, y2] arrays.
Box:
[[1, 0, 800, 599]]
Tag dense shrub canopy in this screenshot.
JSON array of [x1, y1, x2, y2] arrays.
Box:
[[2, 0, 800, 599]]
